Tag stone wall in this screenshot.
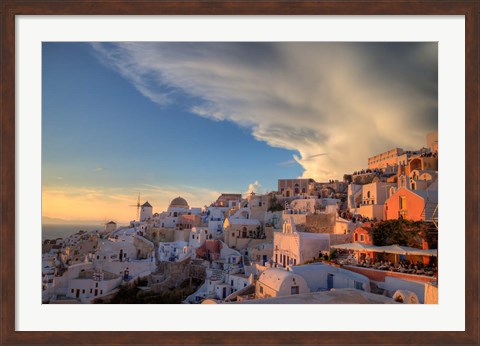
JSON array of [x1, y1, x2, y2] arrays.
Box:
[[146, 227, 175, 243], [133, 236, 154, 259], [305, 213, 336, 233], [149, 257, 206, 293]]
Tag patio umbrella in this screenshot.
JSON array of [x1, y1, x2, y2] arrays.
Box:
[[330, 243, 377, 263], [368, 245, 438, 262], [330, 243, 376, 251], [420, 249, 438, 257], [377, 245, 409, 255]]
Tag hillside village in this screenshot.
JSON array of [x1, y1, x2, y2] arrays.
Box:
[[42, 131, 438, 305]]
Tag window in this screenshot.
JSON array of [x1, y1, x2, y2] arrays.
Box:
[[90, 289, 92, 293], [96, 283, 98, 288], [100, 290, 103, 294], [360, 234, 364, 242], [192, 235, 195, 239], [354, 234, 358, 241], [259, 286, 264, 294], [291, 286, 299, 295], [354, 281, 364, 290], [82, 289, 85, 294], [71, 289, 74, 293], [399, 196, 407, 210]]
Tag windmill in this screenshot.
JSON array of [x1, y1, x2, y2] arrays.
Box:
[[129, 193, 141, 221]]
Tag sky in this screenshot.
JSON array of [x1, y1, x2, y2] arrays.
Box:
[[42, 42, 437, 224]]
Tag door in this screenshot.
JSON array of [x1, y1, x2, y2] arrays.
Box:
[[76, 289, 80, 298], [222, 287, 227, 299], [327, 274, 334, 290]]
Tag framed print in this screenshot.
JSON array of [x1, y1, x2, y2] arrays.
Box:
[[1, 1, 479, 345]]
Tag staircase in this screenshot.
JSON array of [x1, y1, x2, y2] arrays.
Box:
[[421, 203, 438, 225]]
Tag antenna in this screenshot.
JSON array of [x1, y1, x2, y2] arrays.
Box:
[[129, 193, 141, 221]]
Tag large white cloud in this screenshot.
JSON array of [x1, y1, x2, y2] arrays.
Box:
[[92, 42, 437, 181]]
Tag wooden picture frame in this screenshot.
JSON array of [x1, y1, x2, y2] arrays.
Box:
[[1, 1, 478, 345]]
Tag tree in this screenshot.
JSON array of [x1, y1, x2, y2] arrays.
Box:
[[343, 174, 353, 184], [268, 195, 284, 212], [371, 220, 397, 246], [371, 219, 432, 248]]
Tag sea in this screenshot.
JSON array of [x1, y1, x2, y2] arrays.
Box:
[[42, 224, 102, 241]]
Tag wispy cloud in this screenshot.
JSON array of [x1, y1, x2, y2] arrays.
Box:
[[277, 159, 298, 167], [91, 42, 437, 181]]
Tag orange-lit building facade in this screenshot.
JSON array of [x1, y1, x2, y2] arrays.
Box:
[[367, 148, 404, 170], [384, 187, 431, 221], [353, 223, 374, 245]]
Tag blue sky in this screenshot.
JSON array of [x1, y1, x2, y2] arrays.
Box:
[[42, 43, 304, 222], [42, 42, 437, 223]]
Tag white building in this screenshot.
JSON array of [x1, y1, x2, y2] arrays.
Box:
[[273, 215, 352, 267], [255, 268, 309, 298], [184, 241, 244, 303], [140, 201, 153, 222], [203, 206, 228, 237], [347, 184, 363, 211], [223, 218, 262, 249], [273, 216, 330, 267], [95, 238, 137, 263], [356, 181, 395, 220], [189, 227, 214, 249], [158, 241, 191, 262], [66, 269, 122, 301], [291, 263, 371, 292], [160, 197, 191, 228], [104, 221, 117, 234]]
